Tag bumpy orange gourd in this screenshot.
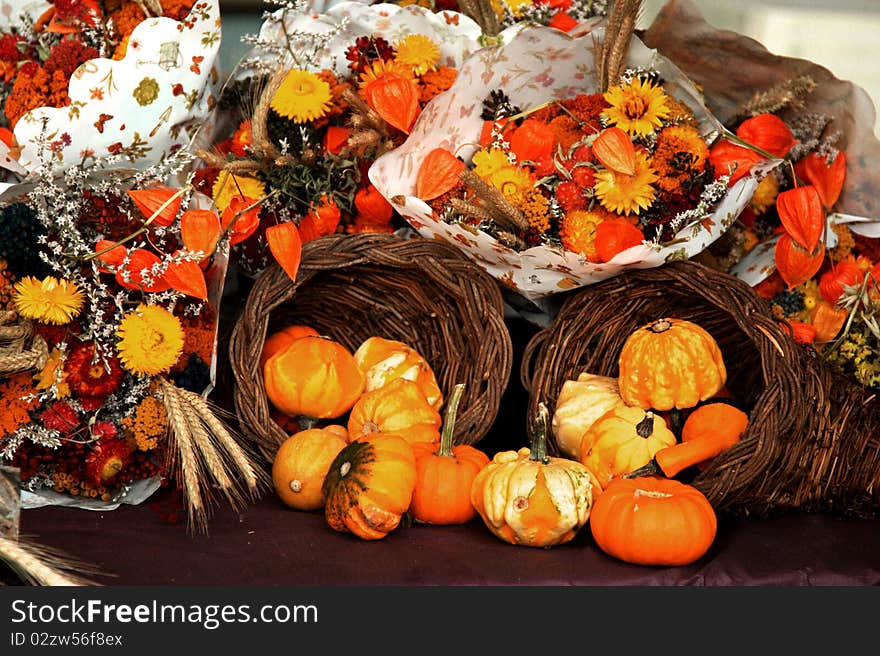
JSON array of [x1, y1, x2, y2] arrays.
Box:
[[263, 336, 364, 420], [272, 426, 348, 511], [347, 378, 441, 446], [579, 406, 676, 488], [322, 432, 417, 540], [617, 318, 726, 411], [551, 373, 627, 459], [470, 404, 594, 547], [411, 384, 490, 525], [259, 324, 320, 369], [589, 477, 717, 566], [353, 336, 443, 410]]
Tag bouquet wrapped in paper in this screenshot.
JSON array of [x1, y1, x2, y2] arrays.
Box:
[[197, 0, 495, 276], [368, 3, 771, 305], [0, 0, 222, 179], [642, 0, 880, 391]]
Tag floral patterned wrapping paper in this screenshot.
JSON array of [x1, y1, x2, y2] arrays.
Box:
[[641, 0, 880, 286], [231, 0, 489, 82], [6, 0, 222, 177], [368, 22, 771, 303]]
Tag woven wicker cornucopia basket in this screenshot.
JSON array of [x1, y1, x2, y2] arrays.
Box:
[[229, 232, 513, 462], [521, 260, 880, 519]]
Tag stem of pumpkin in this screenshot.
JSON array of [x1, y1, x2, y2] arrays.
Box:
[[437, 383, 465, 458], [529, 403, 551, 464], [648, 319, 672, 334], [636, 412, 655, 439]]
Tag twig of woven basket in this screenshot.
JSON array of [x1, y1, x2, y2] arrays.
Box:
[[228, 232, 513, 462], [521, 260, 880, 519]]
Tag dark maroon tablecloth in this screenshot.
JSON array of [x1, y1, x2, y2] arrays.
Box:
[[12, 486, 880, 586]]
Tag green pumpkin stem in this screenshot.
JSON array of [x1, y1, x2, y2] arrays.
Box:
[[529, 403, 551, 464], [437, 383, 465, 458], [297, 415, 319, 431], [636, 412, 655, 439]]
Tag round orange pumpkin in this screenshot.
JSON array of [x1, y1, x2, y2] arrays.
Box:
[[322, 432, 417, 540], [589, 477, 717, 566], [272, 426, 348, 511], [347, 377, 441, 446], [263, 336, 365, 420], [410, 384, 490, 525], [259, 324, 320, 369], [353, 336, 443, 411], [617, 318, 727, 411]]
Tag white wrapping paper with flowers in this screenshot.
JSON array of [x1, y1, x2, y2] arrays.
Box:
[[232, 0, 490, 82], [369, 23, 772, 302], [10, 0, 222, 176]]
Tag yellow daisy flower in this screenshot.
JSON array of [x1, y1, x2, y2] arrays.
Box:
[[594, 150, 659, 215], [116, 304, 185, 377], [14, 276, 84, 325], [270, 69, 333, 124], [560, 209, 606, 262], [394, 34, 440, 76], [489, 165, 535, 203], [358, 59, 414, 90], [602, 77, 671, 138], [472, 148, 513, 181], [212, 173, 266, 213]]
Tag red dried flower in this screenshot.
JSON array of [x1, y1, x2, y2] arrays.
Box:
[[40, 401, 80, 434], [84, 436, 132, 488], [44, 38, 99, 78], [64, 341, 124, 399]]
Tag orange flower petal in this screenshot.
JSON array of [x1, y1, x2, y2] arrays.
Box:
[[774, 233, 825, 289], [365, 76, 421, 134], [776, 185, 824, 252], [799, 151, 846, 210], [127, 187, 183, 228], [180, 209, 221, 258], [592, 126, 636, 175], [266, 222, 303, 282], [416, 148, 464, 201], [163, 252, 208, 300]]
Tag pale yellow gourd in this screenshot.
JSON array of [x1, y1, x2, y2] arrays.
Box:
[[551, 373, 627, 459]]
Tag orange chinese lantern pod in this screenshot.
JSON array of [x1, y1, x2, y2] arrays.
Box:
[[115, 248, 171, 293], [594, 218, 644, 263], [162, 251, 208, 300], [220, 195, 261, 245], [786, 321, 817, 345], [127, 187, 183, 227], [265, 222, 303, 282], [364, 75, 421, 134], [776, 185, 823, 252], [735, 113, 797, 158], [797, 151, 846, 210], [354, 184, 393, 225], [298, 196, 341, 242], [774, 233, 825, 289], [508, 119, 556, 164], [592, 126, 636, 175], [811, 300, 847, 343], [753, 271, 785, 299], [416, 147, 465, 201], [479, 118, 513, 147], [0, 127, 13, 148], [708, 140, 764, 185], [180, 209, 221, 260], [819, 261, 864, 304], [94, 239, 126, 273], [323, 125, 350, 155]]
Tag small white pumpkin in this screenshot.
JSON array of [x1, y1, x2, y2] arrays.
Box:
[[551, 373, 627, 458]]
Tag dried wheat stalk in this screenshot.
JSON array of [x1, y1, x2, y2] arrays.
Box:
[[457, 0, 501, 37], [460, 168, 529, 232], [159, 378, 266, 534], [597, 0, 642, 92], [0, 536, 104, 586], [734, 75, 817, 121]]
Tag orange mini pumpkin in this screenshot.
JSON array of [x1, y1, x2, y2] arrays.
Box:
[[263, 336, 364, 420], [618, 318, 727, 411], [259, 324, 320, 369], [272, 426, 348, 511], [322, 432, 417, 540], [347, 378, 441, 445], [589, 477, 717, 566], [410, 384, 490, 525], [353, 336, 443, 410]]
